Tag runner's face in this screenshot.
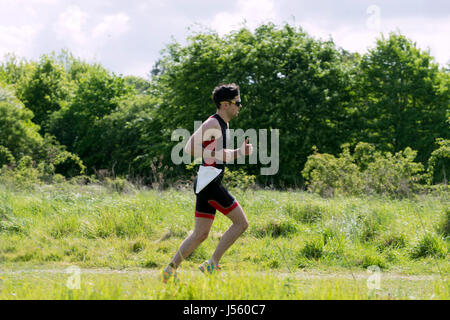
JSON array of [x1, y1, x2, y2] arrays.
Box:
[[229, 95, 241, 118]]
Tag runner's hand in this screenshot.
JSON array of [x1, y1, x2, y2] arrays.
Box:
[[239, 137, 253, 156]]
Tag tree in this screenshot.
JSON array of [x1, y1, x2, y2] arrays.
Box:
[[49, 62, 132, 172], [356, 33, 449, 164], [152, 23, 356, 187], [15, 54, 72, 133], [0, 84, 43, 160]]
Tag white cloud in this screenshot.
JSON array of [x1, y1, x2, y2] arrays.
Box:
[[92, 14, 131, 42], [209, 0, 278, 35], [54, 5, 89, 46], [52, 6, 130, 60], [298, 15, 450, 66], [0, 24, 41, 57]]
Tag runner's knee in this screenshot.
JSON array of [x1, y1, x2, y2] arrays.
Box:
[[193, 230, 209, 243], [235, 219, 248, 233], [242, 220, 249, 232]]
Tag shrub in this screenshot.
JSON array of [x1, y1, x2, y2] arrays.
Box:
[[302, 142, 426, 198], [427, 138, 449, 184], [0, 156, 41, 190], [410, 233, 448, 259], [359, 252, 387, 269], [377, 232, 408, 250], [222, 167, 256, 190], [302, 145, 362, 197], [300, 237, 325, 260], [0, 145, 15, 167]]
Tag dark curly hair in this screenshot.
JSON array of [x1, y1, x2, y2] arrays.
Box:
[[212, 83, 240, 109]]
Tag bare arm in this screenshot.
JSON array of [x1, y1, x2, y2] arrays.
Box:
[[184, 118, 252, 163]]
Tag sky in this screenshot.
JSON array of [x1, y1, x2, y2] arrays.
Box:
[[0, 0, 449, 78]]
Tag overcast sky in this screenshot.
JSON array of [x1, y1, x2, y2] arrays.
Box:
[[0, 0, 449, 78]]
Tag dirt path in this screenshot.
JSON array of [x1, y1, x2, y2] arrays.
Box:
[[0, 267, 445, 281]]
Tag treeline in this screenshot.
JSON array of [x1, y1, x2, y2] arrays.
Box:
[[0, 23, 448, 191]]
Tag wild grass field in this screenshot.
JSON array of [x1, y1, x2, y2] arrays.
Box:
[[0, 183, 448, 300]]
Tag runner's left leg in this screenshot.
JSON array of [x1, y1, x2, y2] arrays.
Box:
[[170, 217, 214, 268]]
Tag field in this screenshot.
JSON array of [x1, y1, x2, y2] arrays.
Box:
[[0, 183, 448, 300]]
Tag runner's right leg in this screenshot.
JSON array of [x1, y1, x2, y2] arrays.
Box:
[[170, 217, 214, 268]]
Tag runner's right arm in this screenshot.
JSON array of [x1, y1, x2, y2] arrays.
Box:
[[184, 118, 252, 163]]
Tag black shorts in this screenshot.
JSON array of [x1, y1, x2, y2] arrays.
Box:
[[193, 177, 239, 220]]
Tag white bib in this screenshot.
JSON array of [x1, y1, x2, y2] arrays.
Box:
[[195, 165, 223, 194]]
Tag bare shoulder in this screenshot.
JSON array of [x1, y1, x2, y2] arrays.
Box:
[[203, 116, 221, 130], [202, 116, 222, 140]]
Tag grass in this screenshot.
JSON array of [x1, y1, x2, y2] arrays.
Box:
[[0, 182, 448, 299], [0, 268, 448, 300]]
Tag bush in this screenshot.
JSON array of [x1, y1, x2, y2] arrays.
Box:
[[377, 232, 408, 250], [358, 252, 387, 269], [302, 142, 426, 198], [301, 145, 362, 197], [300, 237, 325, 260], [222, 167, 256, 190], [410, 233, 448, 259], [0, 145, 15, 167], [0, 156, 41, 190], [427, 138, 449, 184]]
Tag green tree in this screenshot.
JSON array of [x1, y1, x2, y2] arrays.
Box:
[[16, 54, 71, 132], [356, 33, 449, 164], [49, 62, 132, 172], [427, 138, 449, 184], [152, 23, 356, 187], [0, 84, 43, 160]]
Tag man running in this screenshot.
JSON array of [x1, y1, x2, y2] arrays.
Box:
[[162, 83, 253, 282]]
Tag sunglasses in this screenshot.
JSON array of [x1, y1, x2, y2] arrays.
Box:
[[221, 100, 242, 107]]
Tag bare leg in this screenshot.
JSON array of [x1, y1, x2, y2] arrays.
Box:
[[210, 204, 248, 265], [169, 217, 214, 268]]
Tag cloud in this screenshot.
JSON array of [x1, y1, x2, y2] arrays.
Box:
[[92, 14, 131, 42], [52, 5, 130, 60], [0, 24, 41, 57], [209, 0, 278, 35], [297, 15, 450, 65], [54, 5, 89, 46]]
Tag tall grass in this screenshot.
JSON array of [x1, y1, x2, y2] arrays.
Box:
[[0, 183, 448, 276]]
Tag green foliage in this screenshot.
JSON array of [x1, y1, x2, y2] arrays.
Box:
[[0, 85, 43, 159], [1, 27, 448, 190], [358, 252, 387, 269], [15, 54, 72, 132], [377, 232, 408, 250], [0, 145, 15, 167], [153, 23, 356, 187], [0, 156, 40, 190], [300, 237, 325, 260], [284, 202, 326, 224], [103, 177, 134, 194], [427, 138, 449, 184], [356, 33, 449, 164], [438, 208, 450, 237], [302, 142, 426, 197], [251, 218, 298, 238], [410, 233, 448, 259], [48, 60, 133, 173], [222, 167, 256, 190]]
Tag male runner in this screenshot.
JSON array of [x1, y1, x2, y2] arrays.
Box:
[[162, 83, 253, 282]]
